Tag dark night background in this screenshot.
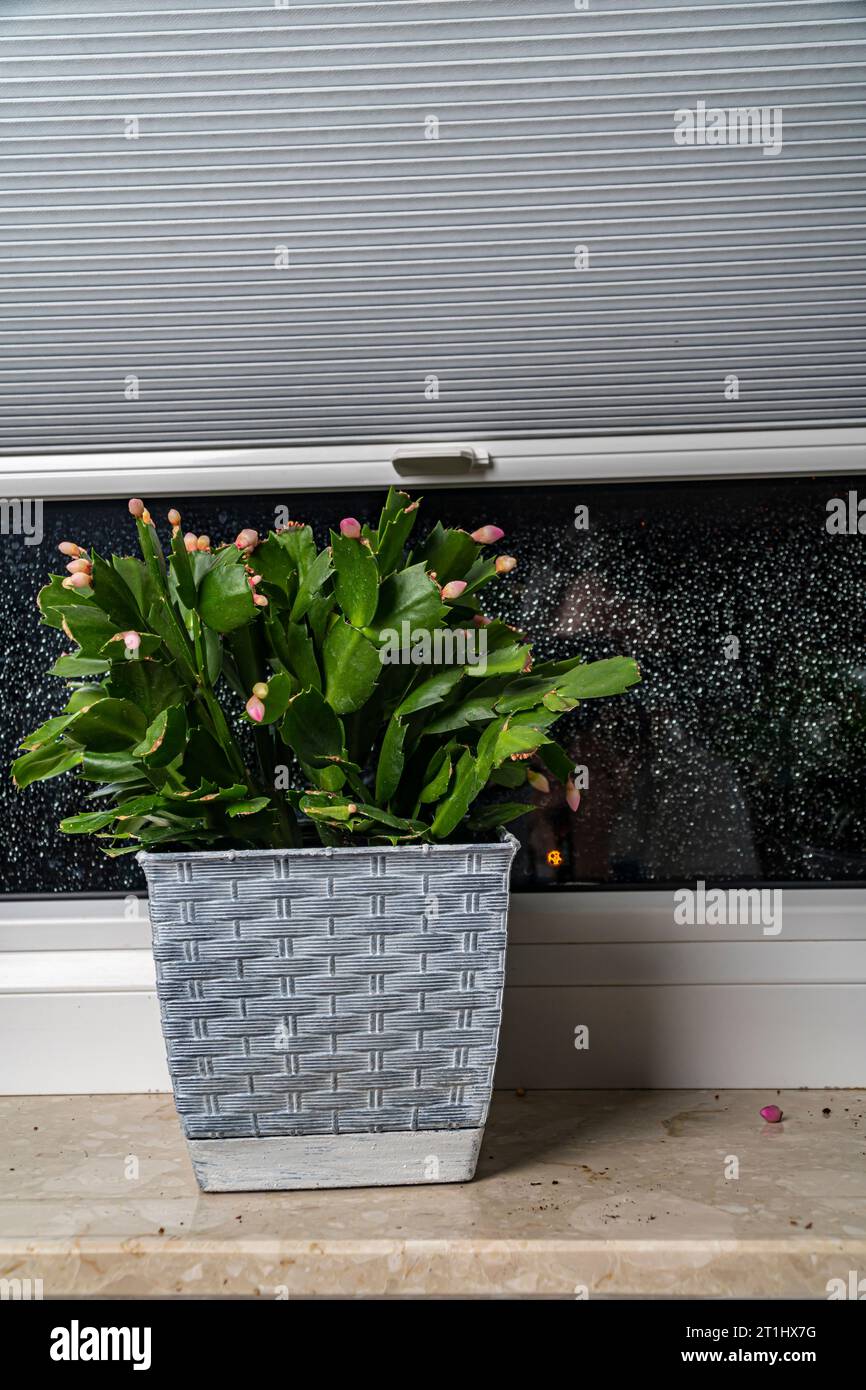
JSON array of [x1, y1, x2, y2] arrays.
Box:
[[2, 475, 865, 894]]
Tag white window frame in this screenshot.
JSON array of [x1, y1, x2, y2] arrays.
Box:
[[2, 424, 865, 1092], [1, 425, 864, 497]]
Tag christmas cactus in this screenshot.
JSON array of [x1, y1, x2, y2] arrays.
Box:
[[12, 490, 640, 852]]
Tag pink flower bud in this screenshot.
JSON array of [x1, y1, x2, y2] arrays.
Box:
[[235, 528, 259, 551], [253, 593, 269, 608], [339, 517, 361, 539], [495, 555, 517, 575], [128, 498, 145, 518], [167, 508, 181, 526], [196, 535, 210, 551], [58, 541, 84, 558], [566, 779, 581, 813], [347, 804, 358, 817], [245, 695, 265, 723], [760, 1105, 783, 1123], [249, 574, 262, 586], [252, 681, 269, 700], [470, 525, 505, 545], [62, 572, 91, 590], [527, 770, 550, 794], [473, 614, 492, 627], [66, 558, 91, 575], [122, 630, 141, 652], [183, 532, 197, 553], [440, 580, 467, 601]]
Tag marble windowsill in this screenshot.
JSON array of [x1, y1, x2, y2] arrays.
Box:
[[2, 1089, 865, 1299]]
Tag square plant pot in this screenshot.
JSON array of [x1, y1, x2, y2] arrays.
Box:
[[138, 832, 517, 1191]]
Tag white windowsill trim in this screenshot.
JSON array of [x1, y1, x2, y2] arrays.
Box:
[[2, 890, 865, 1092], [1, 426, 863, 496]]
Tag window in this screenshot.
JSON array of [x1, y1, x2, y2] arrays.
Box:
[[4, 474, 865, 893]]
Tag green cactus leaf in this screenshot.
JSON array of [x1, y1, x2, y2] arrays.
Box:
[[375, 712, 407, 804], [331, 532, 379, 627], [418, 745, 453, 803], [467, 801, 531, 830], [281, 687, 346, 765], [290, 546, 333, 622], [367, 562, 446, 642], [414, 523, 479, 584], [12, 742, 83, 789], [133, 704, 187, 767], [197, 551, 257, 632], [430, 748, 478, 840], [68, 697, 148, 752], [37, 574, 94, 630], [323, 621, 381, 714], [395, 665, 463, 716]]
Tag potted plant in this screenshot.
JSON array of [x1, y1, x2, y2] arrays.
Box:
[[13, 490, 639, 1191]]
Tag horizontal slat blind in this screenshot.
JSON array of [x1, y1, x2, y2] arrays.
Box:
[[0, 0, 864, 452]]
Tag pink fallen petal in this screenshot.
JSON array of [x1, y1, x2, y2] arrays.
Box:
[[339, 517, 362, 539], [760, 1105, 783, 1123]]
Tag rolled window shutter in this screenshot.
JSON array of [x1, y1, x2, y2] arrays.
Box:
[[0, 0, 863, 453]]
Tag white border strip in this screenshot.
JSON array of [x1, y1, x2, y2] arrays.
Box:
[[3, 888, 866, 947], [0, 427, 863, 496]]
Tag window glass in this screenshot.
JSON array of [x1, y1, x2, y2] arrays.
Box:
[[2, 475, 864, 893]]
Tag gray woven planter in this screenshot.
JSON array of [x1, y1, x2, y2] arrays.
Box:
[[138, 832, 517, 1192]]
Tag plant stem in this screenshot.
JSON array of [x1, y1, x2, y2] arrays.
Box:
[[190, 612, 253, 788], [227, 621, 301, 847]]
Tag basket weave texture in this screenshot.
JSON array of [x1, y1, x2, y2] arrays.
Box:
[[139, 835, 516, 1141]]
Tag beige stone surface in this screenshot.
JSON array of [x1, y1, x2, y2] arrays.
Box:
[[1, 1089, 865, 1297]]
